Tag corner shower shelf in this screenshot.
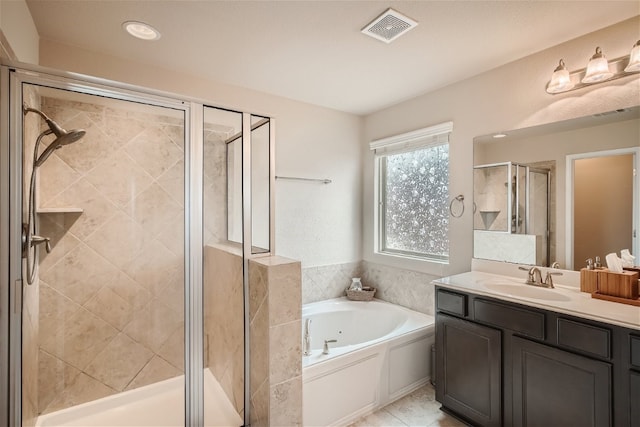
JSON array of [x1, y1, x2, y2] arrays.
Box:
[[36, 207, 84, 214]]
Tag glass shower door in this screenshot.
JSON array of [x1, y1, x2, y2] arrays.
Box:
[[18, 82, 187, 426]]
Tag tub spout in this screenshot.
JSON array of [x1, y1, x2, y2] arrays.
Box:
[[303, 319, 312, 356], [323, 339, 337, 355]]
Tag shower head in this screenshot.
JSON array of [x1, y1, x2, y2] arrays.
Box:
[[34, 128, 86, 167], [24, 104, 86, 167]]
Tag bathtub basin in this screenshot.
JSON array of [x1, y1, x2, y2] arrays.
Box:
[[302, 297, 435, 426]]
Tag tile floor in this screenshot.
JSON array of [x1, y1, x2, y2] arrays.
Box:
[[348, 384, 468, 427]]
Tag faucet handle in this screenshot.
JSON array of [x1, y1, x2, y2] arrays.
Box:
[[544, 271, 563, 288], [322, 339, 337, 355]]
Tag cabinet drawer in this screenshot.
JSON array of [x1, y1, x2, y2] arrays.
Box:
[[474, 299, 545, 339], [631, 335, 640, 369], [557, 318, 611, 359], [436, 289, 467, 317]]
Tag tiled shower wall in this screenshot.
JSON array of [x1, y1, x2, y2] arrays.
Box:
[[36, 97, 185, 414], [302, 261, 439, 316]]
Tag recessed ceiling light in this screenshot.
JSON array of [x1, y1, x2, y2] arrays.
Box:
[[122, 21, 161, 41], [493, 133, 507, 139]]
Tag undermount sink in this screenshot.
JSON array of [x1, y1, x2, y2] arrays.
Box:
[[484, 283, 571, 302]]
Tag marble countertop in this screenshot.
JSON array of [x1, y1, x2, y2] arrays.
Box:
[[433, 271, 640, 331]]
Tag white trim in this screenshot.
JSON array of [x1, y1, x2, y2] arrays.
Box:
[[369, 121, 453, 154], [565, 147, 640, 270]]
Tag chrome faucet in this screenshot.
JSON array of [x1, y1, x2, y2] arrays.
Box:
[[303, 319, 311, 356], [519, 266, 543, 286], [322, 339, 337, 355], [543, 271, 563, 288], [519, 266, 562, 289]]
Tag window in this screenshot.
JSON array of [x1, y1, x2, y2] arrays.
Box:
[[371, 122, 452, 262]]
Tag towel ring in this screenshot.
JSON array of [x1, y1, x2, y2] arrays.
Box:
[[449, 194, 465, 218]]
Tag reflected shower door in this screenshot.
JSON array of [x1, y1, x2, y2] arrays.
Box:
[[20, 83, 187, 426]]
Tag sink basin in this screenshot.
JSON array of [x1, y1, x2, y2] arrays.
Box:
[[484, 283, 571, 302]]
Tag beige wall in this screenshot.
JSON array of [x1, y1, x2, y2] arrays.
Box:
[[0, 0, 38, 62], [363, 16, 640, 277], [574, 154, 633, 267]]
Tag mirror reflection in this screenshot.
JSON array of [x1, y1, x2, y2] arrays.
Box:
[[474, 106, 640, 270]]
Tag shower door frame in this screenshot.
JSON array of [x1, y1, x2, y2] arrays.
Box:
[[0, 62, 208, 427]]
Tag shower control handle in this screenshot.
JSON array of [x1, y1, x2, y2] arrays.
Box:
[[31, 235, 52, 253]]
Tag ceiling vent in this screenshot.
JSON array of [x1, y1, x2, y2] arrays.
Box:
[[361, 8, 418, 44]]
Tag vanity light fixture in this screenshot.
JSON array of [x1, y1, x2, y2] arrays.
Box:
[[122, 21, 161, 41], [546, 41, 640, 94]]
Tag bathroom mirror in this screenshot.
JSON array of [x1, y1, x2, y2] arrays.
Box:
[[473, 106, 640, 270]]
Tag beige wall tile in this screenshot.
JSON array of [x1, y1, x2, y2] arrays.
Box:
[[123, 183, 183, 237], [105, 272, 151, 310], [85, 150, 154, 208], [38, 153, 80, 205], [269, 321, 302, 385], [156, 158, 185, 207], [46, 178, 116, 240], [40, 308, 118, 370], [38, 350, 81, 414], [270, 376, 303, 427], [40, 243, 117, 306], [124, 125, 183, 179], [83, 286, 134, 331], [125, 356, 182, 391], [268, 261, 301, 326], [37, 214, 82, 274], [44, 372, 115, 414], [85, 211, 148, 269], [85, 333, 153, 391], [123, 239, 181, 296], [124, 300, 182, 352], [38, 282, 82, 340], [251, 379, 270, 427], [157, 326, 185, 372], [250, 298, 269, 398]]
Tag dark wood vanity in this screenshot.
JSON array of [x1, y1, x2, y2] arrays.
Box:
[[435, 286, 640, 427]]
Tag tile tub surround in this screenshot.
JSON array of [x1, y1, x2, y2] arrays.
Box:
[[302, 261, 440, 316], [302, 262, 361, 304], [35, 96, 186, 414], [249, 256, 302, 427]]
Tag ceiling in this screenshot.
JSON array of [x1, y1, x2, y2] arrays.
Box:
[[25, 1, 639, 116]]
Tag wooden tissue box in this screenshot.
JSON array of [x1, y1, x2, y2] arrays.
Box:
[[580, 268, 601, 293], [597, 270, 639, 299]]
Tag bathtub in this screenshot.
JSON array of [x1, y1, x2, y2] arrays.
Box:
[[302, 297, 435, 427], [35, 368, 241, 427]]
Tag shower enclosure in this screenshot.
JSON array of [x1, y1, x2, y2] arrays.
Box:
[[473, 162, 551, 266], [0, 63, 273, 426]]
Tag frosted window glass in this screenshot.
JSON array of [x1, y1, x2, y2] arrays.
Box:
[[380, 144, 449, 260]]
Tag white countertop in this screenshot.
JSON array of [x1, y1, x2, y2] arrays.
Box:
[[433, 271, 640, 331]]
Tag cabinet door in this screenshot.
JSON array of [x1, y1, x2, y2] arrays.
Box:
[[436, 313, 501, 427], [512, 336, 612, 427], [631, 371, 640, 423]]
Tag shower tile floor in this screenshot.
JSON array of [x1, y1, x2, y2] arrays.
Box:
[[348, 384, 468, 427]]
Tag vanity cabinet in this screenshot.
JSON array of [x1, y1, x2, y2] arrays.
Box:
[[435, 286, 638, 427], [436, 313, 501, 427], [511, 335, 612, 427]]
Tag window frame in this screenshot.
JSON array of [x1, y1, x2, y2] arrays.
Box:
[[371, 122, 453, 263]]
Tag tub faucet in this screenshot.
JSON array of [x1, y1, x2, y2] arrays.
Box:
[[303, 319, 312, 356], [323, 339, 337, 355]]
